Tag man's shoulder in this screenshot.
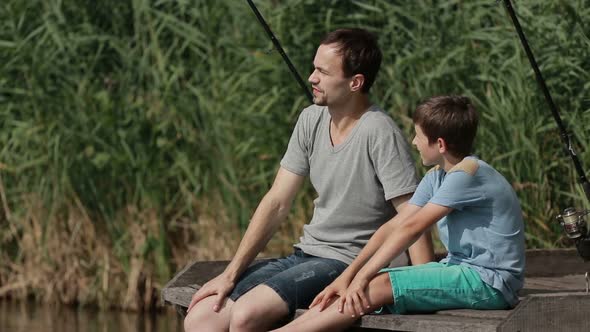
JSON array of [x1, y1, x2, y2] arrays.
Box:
[[360, 106, 403, 134], [299, 104, 327, 122], [291, 105, 328, 138]]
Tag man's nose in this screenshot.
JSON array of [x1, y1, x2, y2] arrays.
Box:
[[308, 70, 318, 83]]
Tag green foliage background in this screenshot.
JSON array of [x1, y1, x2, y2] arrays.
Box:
[[0, 0, 589, 308]]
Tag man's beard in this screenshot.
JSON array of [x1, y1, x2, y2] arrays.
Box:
[[313, 95, 327, 106]]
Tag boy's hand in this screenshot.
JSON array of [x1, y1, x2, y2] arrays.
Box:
[[309, 276, 350, 311], [186, 273, 235, 313], [342, 276, 371, 317]]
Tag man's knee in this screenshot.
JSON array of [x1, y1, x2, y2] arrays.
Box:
[[184, 308, 208, 332], [229, 285, 290, 331], [228, 302, 257, 331], [183, 297, 231, 332]]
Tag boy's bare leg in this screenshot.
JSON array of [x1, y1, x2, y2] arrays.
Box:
[[184, 296, 234, 332], [271, 273, 394, 332]]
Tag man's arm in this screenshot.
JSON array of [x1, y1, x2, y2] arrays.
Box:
[[187, 167, 304, 312], [225, 167, 304, 279], [391, 195, 435, 265]]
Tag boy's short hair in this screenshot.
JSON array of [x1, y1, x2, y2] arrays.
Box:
[[413, 95, 479, 158], [320, 28, 382, 93]]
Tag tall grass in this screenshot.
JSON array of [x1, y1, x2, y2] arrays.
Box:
[[0, 0, 588, 309]]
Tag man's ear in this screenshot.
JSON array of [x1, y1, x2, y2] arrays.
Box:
[[437, 138, 448, 153], [350, 74, 365, 92]]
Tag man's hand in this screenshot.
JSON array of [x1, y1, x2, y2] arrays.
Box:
[[186, 273, 235, 313], [309, 276, 351, 312]]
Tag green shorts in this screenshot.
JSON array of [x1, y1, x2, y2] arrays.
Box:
[[380, 262, 509, 314]]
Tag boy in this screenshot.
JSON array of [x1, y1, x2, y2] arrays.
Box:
[[273, 95, 525, 332]]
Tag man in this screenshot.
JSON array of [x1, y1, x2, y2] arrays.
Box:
[[184, 28, 434, 332]]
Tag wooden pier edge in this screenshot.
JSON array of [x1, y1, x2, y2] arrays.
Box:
[[163, 249, 590, 331]]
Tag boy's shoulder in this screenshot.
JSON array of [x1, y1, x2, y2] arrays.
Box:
[[426, 165, 441, 174], [423, 158, 481, 184], [447, 158, 480, 176]]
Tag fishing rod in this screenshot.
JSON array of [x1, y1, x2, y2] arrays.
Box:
[[501, 0, 590, 260], [246, 0, 314, 104]]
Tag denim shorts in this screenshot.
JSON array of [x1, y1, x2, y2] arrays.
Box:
[[380, 262, 510, 314], [228, 248, 348, 315]]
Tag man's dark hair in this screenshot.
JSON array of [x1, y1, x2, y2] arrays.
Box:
[[320, 28, 382, 93], [413, 95, 479, 159]]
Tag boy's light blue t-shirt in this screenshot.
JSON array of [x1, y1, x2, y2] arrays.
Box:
[[409, 157, 525, 306]]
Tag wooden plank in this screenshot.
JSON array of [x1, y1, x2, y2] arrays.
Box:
[[162, 261, 229, 290], [294, 309, 502, 332], [432, 309, 509, 320], [520, 274, 588, 295], [350, 312, 499, 332], [162, 285, 197, 308], [524, 249, 590, 277], [498, 292, 590, 332]]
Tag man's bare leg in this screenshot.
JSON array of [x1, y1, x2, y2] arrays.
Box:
[[184, 296, 234, 332], [229, 284, 290, 332], [271, 273, 394, 332]]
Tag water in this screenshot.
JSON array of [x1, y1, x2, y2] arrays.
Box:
[[0, 300, 183, 332]]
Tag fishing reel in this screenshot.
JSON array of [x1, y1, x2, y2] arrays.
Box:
[[556, 207, 590, 261]]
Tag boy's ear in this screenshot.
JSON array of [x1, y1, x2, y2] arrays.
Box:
[[350, 74, 365, 92], [437, 138, 448, 153]]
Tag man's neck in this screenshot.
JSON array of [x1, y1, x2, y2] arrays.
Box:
[[326, 95, 371, 147], [328, 95, 371, 133]]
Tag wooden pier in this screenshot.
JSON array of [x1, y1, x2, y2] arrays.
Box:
[[162, 249, 590, 331]]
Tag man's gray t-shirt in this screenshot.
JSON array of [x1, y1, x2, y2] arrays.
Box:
[[280, 104, 419, 265]]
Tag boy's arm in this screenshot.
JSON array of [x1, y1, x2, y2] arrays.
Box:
[[395, 198, 435, 265], [187, 167, 304, 312], [408, 228, 435, 264], [312, 194, 424, 310], [356, 203, 451, 281], [336, 194, 416, 282]]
